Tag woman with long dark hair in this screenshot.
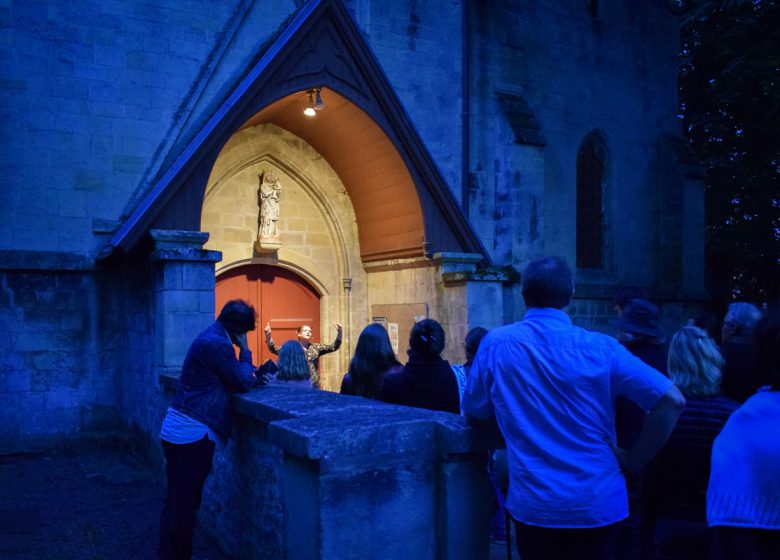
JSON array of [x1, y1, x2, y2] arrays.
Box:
[[272, 340, 312, 388], [340, 323, 403, 400], [381, 319, 459, 414]]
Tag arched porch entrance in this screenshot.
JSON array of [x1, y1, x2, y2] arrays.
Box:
[[102, 0, 492, 386], [216, 264, 321, 365]]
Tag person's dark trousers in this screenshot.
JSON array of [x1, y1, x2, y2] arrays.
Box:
[[514, 519, 621, 560], [709, 527, 780, 560], [158, 436, 216, 560], [617, 472, 643, 560], [617, 471, 657, 560]]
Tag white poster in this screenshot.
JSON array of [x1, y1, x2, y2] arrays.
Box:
[[388, 322, 399, 355]]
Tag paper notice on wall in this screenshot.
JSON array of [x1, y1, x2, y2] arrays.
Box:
[[388, 322, 399, 355]]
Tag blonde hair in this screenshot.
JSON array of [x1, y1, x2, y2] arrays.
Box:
[[277, 340, 310, 381], [667, 326, 724, 396]]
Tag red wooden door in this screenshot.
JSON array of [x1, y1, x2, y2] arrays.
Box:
[[215, 265, 320, 365]]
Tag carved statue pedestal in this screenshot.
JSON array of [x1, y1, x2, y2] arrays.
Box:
[[255, 237, 283, 253]]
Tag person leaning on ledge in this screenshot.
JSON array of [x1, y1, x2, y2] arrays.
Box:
[[158, 299, 259, 560], [462, 256, 685, 560]]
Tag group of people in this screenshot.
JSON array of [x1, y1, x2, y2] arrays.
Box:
[[609, 295, 773, 560], [460, 258, 778, 560], [157, 256, 779, 560]]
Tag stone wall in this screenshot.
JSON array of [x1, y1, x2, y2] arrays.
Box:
[[158, 375, 499, 560], [113, 251, 159, 462], [466, 1, 686, 288], [356, 0, 465, 198], [120, 232, 225, 463], [0, 254, 122, 452], [569, 290, 707, 340], [0, 1, 293, 256]]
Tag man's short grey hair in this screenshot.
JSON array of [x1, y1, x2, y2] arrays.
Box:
[[521, 256, 574, 309], [725, 302, 762, 335]]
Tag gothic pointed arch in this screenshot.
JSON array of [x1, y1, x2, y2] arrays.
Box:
[[576, 130, 609, 269], [101, 0, 489, 264]]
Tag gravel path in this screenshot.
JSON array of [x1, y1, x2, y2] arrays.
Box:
[[0, 444, 224, 560], [0, 442, 517, 560]]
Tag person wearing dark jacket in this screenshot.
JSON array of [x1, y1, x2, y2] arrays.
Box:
[[650, 326, 739, 560], [381, 319, 459, 414], [610, 298, 670, 560], [719, 302, 763, 402], [158, 300, 258, 560]]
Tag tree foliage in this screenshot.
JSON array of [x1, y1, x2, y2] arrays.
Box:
[[678, 0, 780, 308]]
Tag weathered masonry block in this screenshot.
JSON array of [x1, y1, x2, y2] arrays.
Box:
[[161, 374, 499, 559], [150, 230, 222, 374]]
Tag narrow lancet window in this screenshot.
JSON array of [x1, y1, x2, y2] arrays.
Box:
[[576, 134, 607, 269]]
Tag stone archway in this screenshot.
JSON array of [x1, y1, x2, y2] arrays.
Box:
[[201, 123, 365, 389]]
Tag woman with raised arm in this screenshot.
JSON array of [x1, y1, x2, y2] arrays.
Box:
[[265, 322, 342, 389]]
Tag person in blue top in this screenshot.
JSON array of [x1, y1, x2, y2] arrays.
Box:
[[158, 299, 259, 560], [707, 308, 780, 560], [462, 256, 685, 560]]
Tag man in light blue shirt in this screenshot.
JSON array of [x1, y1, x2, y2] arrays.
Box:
[[462, 256, 684, 560]]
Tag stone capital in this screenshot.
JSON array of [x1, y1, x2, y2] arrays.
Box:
[[149, 230, 222, 263]]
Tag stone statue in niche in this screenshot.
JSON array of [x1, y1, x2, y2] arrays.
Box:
[[258, 171, 282, 238], [255, 170, 283, 253]]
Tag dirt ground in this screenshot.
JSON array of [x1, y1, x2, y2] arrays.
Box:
[[0, 442, 517, 560], [0, 443, 223, 560]]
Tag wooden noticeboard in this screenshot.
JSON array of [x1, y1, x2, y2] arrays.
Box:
[[370, 303, 429, 361]]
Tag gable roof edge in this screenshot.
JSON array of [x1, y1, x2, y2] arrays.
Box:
[[98, 0, 323, 259]]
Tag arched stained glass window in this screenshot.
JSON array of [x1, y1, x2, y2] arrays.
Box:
[[576, 133, 607, 269]]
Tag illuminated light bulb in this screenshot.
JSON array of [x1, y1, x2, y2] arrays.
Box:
[[303, 90, 316, 117]]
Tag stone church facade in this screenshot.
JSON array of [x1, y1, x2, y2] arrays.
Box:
[[0, 0, 704, 455]]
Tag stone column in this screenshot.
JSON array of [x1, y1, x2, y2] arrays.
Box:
[[435, 252, 510, 363], [150, 229, 222, 375]]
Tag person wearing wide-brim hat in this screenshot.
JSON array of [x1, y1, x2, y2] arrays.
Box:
[[610, 298, 670, 560], [611, 298, 667, 340]]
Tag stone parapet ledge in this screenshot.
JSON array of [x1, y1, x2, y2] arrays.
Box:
[[233, 386, 503, 466], [160, 371, 504, 457], [159, 371, 503, 558]]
